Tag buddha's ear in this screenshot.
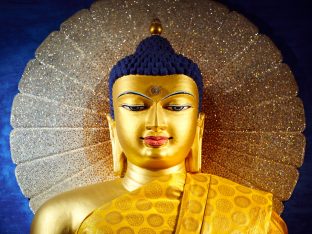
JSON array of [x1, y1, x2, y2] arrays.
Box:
[[106, 114, 116, 139], [106, 114, 125, 176], [197, 112, 205, 138], [186, 113, 205, 172]]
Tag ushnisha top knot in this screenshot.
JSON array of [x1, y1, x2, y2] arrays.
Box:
[[109, 20, 203, 119], [109, 35, 202, 78]]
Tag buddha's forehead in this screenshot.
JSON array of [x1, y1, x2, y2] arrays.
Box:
[[112, 74, 198, 98]]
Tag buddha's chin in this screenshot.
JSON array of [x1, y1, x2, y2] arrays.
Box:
[[140, 141, 190, 160], [134, 158, 183, 170], [130, 152, 184, 169], [141, 146, 171, 158], [125, 144, 187, 169]]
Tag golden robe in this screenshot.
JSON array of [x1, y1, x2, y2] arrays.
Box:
[[77, 173, 287, 234]]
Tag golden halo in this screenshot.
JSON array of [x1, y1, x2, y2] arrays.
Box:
[[10, 0, 305, 213]]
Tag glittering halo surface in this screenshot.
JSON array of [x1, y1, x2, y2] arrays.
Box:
[[10, 0, 305, 213]]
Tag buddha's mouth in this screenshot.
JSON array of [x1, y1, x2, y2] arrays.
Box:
[[141, 136, 172, 147]]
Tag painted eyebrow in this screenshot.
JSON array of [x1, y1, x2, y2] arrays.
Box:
[[161, 91, 194, 100], [117, 91, 152, 100]]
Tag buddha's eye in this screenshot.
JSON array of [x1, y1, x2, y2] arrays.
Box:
[[165, 105, 191, 111], [121, 104, 147, 111]]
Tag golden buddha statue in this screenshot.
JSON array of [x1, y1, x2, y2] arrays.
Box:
[[30, 19, 288, 234]]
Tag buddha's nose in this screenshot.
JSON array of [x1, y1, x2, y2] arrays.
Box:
[[145, 103, 167, 131]]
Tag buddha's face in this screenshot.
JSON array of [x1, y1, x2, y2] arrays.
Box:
[[111, 74, 200, 170]]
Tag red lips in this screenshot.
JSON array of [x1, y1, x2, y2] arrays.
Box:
[[144, 136, 169, 147]]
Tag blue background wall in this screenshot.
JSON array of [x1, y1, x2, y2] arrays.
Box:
[[0, 0, 311, 233]]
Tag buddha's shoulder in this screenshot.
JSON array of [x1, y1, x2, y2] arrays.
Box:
[[39, 178, 126, 210], [192, 173, 272, 196], [32, 178, 127, 234]]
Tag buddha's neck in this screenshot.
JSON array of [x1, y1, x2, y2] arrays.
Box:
[[122, 161, 186, 191]]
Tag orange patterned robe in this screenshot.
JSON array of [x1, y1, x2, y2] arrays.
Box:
[[77, 173, 287, 234]]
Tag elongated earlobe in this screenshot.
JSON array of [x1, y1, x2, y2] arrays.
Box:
[[186, 113, 205, 172], [107, 115, 126, 177]]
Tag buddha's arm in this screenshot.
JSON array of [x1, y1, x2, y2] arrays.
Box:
[[31, 197, 73, 234], [31, 179, 128, 234], [269, 211, 288, 234], [31, 188, 99, 234]]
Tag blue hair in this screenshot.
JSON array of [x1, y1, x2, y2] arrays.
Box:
[[109, 35, 203, 119]]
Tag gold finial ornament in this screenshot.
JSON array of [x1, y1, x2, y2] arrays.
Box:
[[150, 18, 162, 35]]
